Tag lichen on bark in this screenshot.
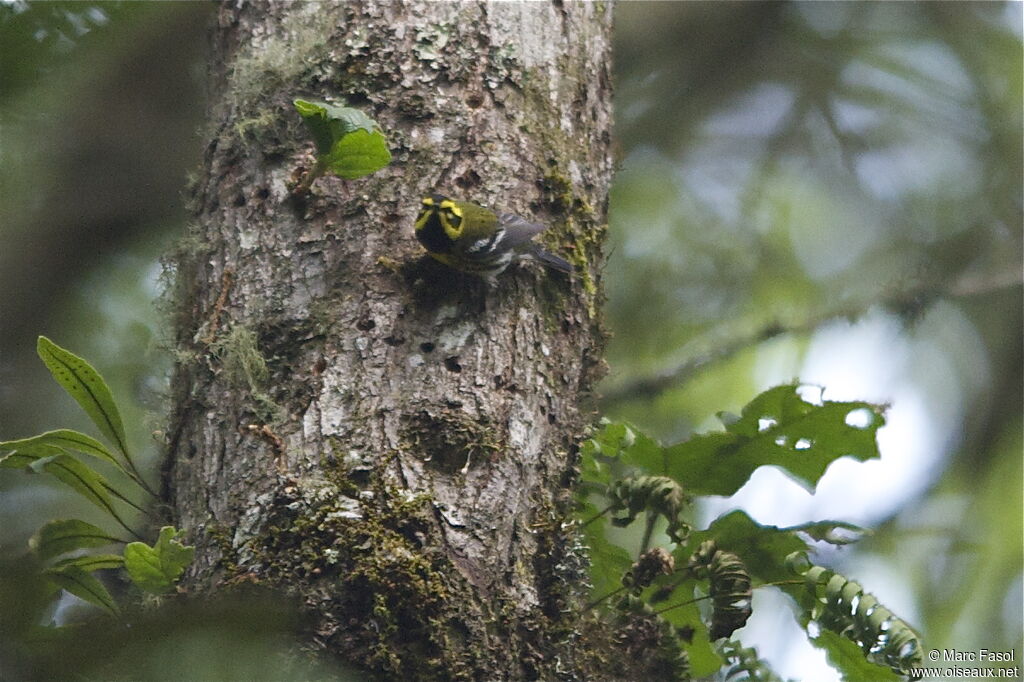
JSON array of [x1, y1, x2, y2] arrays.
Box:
[[165, 1, 613, 678]]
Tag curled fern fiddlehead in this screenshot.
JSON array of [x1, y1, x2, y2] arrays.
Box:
[[689, 541, 753, 640], [607, 475, 690, 543]]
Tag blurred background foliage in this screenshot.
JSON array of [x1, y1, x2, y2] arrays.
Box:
[[0, 1, 1020, 680]]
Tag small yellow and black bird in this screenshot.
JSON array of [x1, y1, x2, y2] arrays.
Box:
[[414, 194, 572, 279]]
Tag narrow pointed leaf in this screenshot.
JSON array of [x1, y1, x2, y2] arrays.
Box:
[[53, 554, 125, 572], [38, 454, 119, 519], [0, 429, 124, 472], [124, 526, 194, 594], [664, 384, 886, 495], [31, 519, 121, 561], [0, 444, 62, 468], [44, 565, 118, 615], [37, 336, 128, 455]]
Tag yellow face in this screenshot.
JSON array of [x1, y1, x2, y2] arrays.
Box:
[[416, 195, 464, 240]]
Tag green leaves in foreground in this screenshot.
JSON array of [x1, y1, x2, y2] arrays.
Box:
[[294, 98, 391, 184], [124, 527, 195, 595], [577, 384, 916, 682], [787, 555, 923, 678], [1, 337, 193, 616], [45, 565, 119, 615], [588, 384, 886, 496], [31, 519, 121, 562], [36, 335, 129, 456]]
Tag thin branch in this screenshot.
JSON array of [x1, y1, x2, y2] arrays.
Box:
[[579, 504, 614, 528], [601, 267, 1022, 405], [585, 585, 627, 611], [653, 592, 712, 617]]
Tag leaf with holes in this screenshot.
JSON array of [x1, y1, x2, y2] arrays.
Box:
[[36, 337, 129, 456], [31, 519, 121, 562], [677, 510, 811, 585], [664, 385, 885, 495], [786, 519, 869, 546]]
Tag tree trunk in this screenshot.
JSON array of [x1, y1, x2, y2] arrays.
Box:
[[166, 1, 612, 679]]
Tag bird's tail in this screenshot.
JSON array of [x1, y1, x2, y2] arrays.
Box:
[[527, 244, 573, 274]]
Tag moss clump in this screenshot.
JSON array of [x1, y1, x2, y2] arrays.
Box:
[[247, 480, 485, 680], [210, 324, 269, 388], [205, 523, 242, 578], [401, 409, 503, 474], [538, 167, 604, 317]]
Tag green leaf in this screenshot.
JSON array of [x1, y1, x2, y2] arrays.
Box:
[[679, 510, 810, 585], [294, 98, 377, 150], [36, 336, 129, 456], [38, 454, 120, 519], [293, 99, 391, 179], [584, 420, 635, 458], [31, 519, 121, 561], [53, 554, 125, 572], [578, 500, 634, 599], [655, 585, 724, 677], [664, 384, 886, 495], [785, 520, 869, 546], [123, 526, 194, 594], [44, 565, 118, 615], [322, 128, 392, 179], [809, 631, 902, 682], [0, 443, 63, 468], [615, 428, 666, 473], [0, 429, 125, 472]]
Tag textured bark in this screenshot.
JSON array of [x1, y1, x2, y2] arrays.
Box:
[[166, 1, 612, 679]]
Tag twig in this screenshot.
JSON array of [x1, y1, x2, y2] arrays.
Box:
[[200, 267, 235, 346], [602, 267, 1022, 405]]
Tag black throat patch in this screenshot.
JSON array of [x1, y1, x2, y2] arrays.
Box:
[[416, 210, 454, 253]]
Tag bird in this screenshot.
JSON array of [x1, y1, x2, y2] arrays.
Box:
[[414, 194, 573, 279]]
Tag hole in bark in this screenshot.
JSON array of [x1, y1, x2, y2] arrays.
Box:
[[420, 342, 436, 353], [443, 356, 462, 373], [256, 187, 270, 200], [548, 413, 557, 424], [356, 318, 376, 331], [465, 93, 484, 109], [313, 356, 327, 374], [454, 169, 481, 190], [384, 335, 405, 346], [233, 193, 246, 207]]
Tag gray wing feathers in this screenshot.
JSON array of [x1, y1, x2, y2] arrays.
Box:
[[495, 212, 548, 249]]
